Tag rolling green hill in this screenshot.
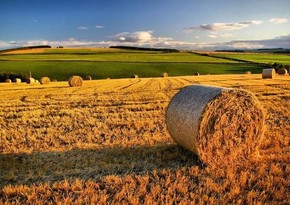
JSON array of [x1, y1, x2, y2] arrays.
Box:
[[0, 47, 276, 81]]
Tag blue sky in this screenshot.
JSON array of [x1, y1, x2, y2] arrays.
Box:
[[1, 0, 290, 50]]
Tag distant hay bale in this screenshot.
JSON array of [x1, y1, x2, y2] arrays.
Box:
[[131, 75, 139, 78], [5, 79, 12, 83], [166, 85, 265, 167], [52, 79, 57, 82], [194, 72, 200, 76], [262, 68, 275, 79], [68, 75, 83, 87], [277, 68, 288, 75], [161, 72, 169, 77], [13, 78, 21, 83], [26, 78, 35, 84], [85, 75, 92, 80], [40, 77, 50, 85], [246, 71, 252, 74]]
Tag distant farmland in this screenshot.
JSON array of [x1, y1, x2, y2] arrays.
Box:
[[209, 52, 290, 65], [0, 48, 271, 81]]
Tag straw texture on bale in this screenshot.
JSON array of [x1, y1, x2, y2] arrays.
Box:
[[68, 75, 83, 87], [5, 79, 12, 83], [131, 75, 139, 78], [40, 77, 50, 85], [277, 68, 288, 75], [262, 68, 275, 79], [26, 78, 35, 84], [85, 75, 92, 80], [162, 72, 169, 77], [13, 78, 21, 83], [166, 85, 265, 166]]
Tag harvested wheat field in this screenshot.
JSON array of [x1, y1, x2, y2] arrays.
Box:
[[0, 74, 289, 204]]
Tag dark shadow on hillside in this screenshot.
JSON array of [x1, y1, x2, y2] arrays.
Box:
[[0, 144, 202, 188]]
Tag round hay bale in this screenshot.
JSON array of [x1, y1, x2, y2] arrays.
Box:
[[131, 75, 139, 78], [5, 79, 12, 83], [245, 71, 252, 74], [26, 78, 35, 84], [194, 72, 200, 76], [277, 68, 288, 75], [52, 79, 57, 82], [262, 68, 275, 79], [68, 75, 83, 87], [161, 72, 169, 77], [13, 78, 21, 83], [40, 77, 50, 85], [85, 75, 92, 80], [166, 85, 265, 167]]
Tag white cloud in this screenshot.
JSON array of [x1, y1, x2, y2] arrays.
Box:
[[225, 42, 264, 49], [208, 34, 218, 39], [208, 33, 234, 39], [220, 33, 234, 38], [95, 25, 104, 29], [185, 20, 263, 32], [269, 18, 288, 24], [77, 26, 88, 30], [114, 31, 153, 43], [24, 40, 49, 46], [0, 41, 13, 49], [213, 34, 290, 50]]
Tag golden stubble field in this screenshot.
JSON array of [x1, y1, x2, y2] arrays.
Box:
[[0, 74, 289, 204]]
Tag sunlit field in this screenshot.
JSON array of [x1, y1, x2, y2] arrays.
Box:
[[209, 52, 290, 65], [0, 74, 289, 204]]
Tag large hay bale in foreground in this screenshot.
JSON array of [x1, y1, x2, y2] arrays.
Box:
[[262, 68, 275, 79], [68, 75, 83, 87], [40, 77, 50, 85], [166, 85, 265, 167], [26, 78, 35, 84], [277, 68, 288, 75], [85, 75, 92, 80], [5, 79, 12, 83], [13, 78, 21, 83], [161, 72, 169, 77]]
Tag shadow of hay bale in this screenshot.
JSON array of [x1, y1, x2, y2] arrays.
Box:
[[0, 144, 201, 188]]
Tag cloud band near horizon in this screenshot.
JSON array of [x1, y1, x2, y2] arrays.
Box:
[[185, 20, 263, 32], [1, 31, 290, 51]]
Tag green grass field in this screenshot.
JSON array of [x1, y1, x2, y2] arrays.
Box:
[[211, 53, 290, 65], [1, 48, 287, 81]]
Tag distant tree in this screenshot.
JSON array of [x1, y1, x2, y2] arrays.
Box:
[[0, 72, 30, 82], [285, 65, 290, 73], [272, 62, 283, 71]]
